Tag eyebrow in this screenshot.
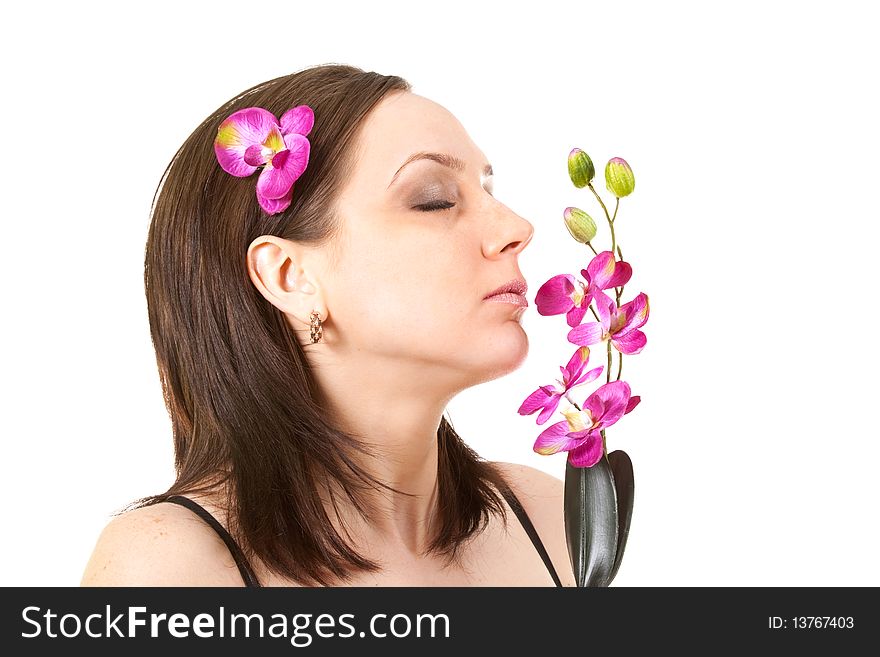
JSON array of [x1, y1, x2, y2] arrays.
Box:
[[387, 151, 493, 189]]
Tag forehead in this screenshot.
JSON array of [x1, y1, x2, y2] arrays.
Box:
[[350, 92, 485, 189]]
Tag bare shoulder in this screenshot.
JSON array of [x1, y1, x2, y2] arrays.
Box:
[[493, 461, 577, 586], [494, 461, 564, 500], [80, 500, 245, 586]]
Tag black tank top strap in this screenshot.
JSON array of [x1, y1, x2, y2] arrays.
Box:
[[164, 495, 262, 588], [163, 488, 562, 588], [496, 480, 564, 587]]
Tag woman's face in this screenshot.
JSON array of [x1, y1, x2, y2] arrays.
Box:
[[321, 91, 535, 390]]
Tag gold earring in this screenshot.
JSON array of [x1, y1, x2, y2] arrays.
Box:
[[309, 310, 323, 344]]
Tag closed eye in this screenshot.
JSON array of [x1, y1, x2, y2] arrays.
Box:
[[416, 200, 457, 212]]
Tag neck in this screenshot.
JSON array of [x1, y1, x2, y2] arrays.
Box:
[[310, 352, 462, 555]]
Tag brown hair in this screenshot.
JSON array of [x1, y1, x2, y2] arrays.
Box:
[[127, 63, 511, 585]]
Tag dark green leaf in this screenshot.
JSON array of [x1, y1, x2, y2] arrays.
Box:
[[564, 454, 618, 587], [607, 449, 634, 584]]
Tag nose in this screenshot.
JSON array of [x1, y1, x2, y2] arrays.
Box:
[[482, 202, 535, 258]]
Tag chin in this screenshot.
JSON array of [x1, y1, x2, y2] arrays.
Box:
[[476, 326, 529, 381]]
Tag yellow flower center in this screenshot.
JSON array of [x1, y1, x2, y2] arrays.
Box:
[[562, 407, 593, 433], [610, 308, 628, 334]]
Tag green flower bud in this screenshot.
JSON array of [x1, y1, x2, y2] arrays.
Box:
[[568, 148, 595, 188], [605, 157, 635, 197], [563, 206, 597, 244]]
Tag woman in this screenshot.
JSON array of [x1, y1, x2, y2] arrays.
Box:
[[81, 64, 575, 587]]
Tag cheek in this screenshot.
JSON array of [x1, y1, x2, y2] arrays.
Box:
[[338, 243, 472, 337]]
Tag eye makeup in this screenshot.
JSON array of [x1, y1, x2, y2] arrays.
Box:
[[410, 180, 453, 204], [415, 199, 457, 212], [396, 162, 494, 213]]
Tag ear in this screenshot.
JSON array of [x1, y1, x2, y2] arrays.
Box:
[[246, 235, 324, 327]]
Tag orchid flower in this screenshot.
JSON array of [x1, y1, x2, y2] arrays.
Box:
[[214, 105, 314, 214], [518, 346, 604, 425], [533, 381, 641, 468], [567, 289, 650, 355], [534, 251, 632, 328]]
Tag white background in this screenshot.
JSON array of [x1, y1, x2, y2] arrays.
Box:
[[2, 0, 877, 586]]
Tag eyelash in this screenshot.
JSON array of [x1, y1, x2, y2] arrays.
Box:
[[416, 200, 457, 212]]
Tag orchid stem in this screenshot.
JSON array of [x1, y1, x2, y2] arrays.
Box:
[[615, 245, 624, 306], [588, 183, 617, 256], [607, 198, 618, 266], [586, 242, 598, 256], [616, 351, 623, 381], [589, 184, 624, 305], [606, 340, 612, 384], [588, 183, 612, 223]]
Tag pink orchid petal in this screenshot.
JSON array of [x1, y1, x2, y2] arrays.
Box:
[[244, 144, 268, 167], [567, 321, 604, 346], [536, 394, 563, 425], [256, 165, 290, 201], [583, 251, 613, 285], [571, 365, 604, 388], [214, 107, 279, 177], [566, 299, 590, 328], [584, 253, 633, 290], [567, 432, 605, 467], [624, 395, 641, 415], [593, 289, 615, 330], [256, 185, 293, 214], [612, 329, 647, 355], [603, 260, 632, 288], [518, 385, 556, 416], [590, 381, 632, 428], [255, 134, 310, 200], [617, 293, 650, 334], [271, 149, 290, 169], [535, 274, 576, 316], [584, 390, 606, 421], [280, 105, 315, 136], [619, 292, 650, 333], [562, 346, 591, 385], [282, 130, 311, 170], [533, 420, 586, 456], [255, 133, 311, 200]]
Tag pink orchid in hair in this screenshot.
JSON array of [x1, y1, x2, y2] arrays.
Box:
[[518, 346, 604, 425], [214, 105, 314, 214], [533, 380, 641, 468], [534, 250, 632, 328], [567, 289, 650, 355]]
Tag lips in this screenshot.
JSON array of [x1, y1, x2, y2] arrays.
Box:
[[484, 278, 528, 306]]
